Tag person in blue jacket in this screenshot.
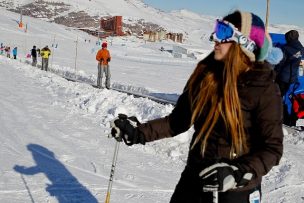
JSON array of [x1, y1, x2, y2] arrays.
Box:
[[12, 47, 18, 59], [0, 43, 4, 55], [275, 30, 304, 97]]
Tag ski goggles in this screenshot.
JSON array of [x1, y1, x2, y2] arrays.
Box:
[[210, 19, 257, 52]]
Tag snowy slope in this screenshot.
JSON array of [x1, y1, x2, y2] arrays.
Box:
[[1, 50, 304, 203], [0, 7, 304, 203], [0, 7, 205, 95]]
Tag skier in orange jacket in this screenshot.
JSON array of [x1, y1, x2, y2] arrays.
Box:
[[96, 42, 111, 89]]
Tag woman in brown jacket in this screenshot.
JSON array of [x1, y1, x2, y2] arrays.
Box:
[[110, 10, 283, 203]]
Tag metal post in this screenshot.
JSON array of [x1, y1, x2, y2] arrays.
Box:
[[51, 35, 56, 69], [213, 191, 218, 203], [74, 36, 78, 80], [265, 0, 270, 31], [105, 141, 120, 203], [19, 8, 23, 28]]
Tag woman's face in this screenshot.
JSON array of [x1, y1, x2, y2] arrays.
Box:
[[213, 41, 233, 61]]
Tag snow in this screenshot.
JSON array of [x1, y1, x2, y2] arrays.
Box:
[[0, 5, 304, 203]]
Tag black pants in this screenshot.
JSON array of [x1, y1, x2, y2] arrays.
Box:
[[170, 167, 261, 203], [277, 80, 291, 98]]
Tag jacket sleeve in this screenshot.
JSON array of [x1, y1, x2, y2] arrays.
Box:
[[96, 51, 101, 61], [108, 50, 111, 60], [233, 83, 283, 179], [138, 89, 192, 142]]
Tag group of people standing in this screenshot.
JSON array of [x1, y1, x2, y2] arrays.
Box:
[[0, 43, 18, 59], [30, 45, 51, 71], [0, 42, 52, 72], [2, 40, 109, 87]]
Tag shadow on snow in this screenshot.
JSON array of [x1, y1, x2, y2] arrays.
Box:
[[14, 143, 98, 203]]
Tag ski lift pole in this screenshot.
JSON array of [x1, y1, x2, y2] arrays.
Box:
[[105, 140, 120, 203], [213, 191, 218, 203], [51, 34, 56, 69], [74, 36, 78, 80], [265, 0, 270, 31]]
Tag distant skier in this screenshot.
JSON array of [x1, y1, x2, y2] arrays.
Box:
[[0, 43, 4, 55], [5, 46, 10, 58], [31, 45, 37, 66], [12, 47, 17, 59], [40, 46, 51, 71], [96, 42, 111, 89]]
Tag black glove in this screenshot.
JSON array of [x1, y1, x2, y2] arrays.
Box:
[[110, 114, 145, 146], [199, 163, 253, 192], [107, 58, 111, 62]]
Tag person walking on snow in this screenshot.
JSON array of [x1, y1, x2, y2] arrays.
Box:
[[0, 43, 4, 55], [31, 45, 37, 67], [5, 46, 10, 58], [110, 10, 283, 203], [40, 46, 51, 71], [96, 42, 111, 89], [12, 47, 17, 59]]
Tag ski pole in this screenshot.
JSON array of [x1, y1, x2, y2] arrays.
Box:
[[20, 174, 35, 203], [213, 191, 218, 203], [105, 140, 120, 203]]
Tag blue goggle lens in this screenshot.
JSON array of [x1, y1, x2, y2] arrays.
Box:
[[215, 21, 234, 40]]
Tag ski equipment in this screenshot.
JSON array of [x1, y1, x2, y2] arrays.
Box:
[[105, 140, 120, 203], [199, 162, 253, 192], [210, 19, 257, 52], [110, 114, 144, 146]]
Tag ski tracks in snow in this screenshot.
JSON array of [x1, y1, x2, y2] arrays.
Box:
[[263, 129, 304, 203]]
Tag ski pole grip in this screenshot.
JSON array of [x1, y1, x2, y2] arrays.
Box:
[[118, 114, 128, 119]]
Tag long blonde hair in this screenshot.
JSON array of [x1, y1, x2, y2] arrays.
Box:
[[187, 43, 252, 157]]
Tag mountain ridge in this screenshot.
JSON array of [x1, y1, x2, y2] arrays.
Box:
[[0, 0, 303, 45]]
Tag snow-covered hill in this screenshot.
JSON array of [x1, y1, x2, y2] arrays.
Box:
[[2, 0, 303, 46]]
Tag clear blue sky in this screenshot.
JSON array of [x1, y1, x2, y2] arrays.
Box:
[[143, 0, 304, 27]]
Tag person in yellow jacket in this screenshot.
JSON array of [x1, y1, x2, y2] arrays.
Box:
[[40, 46, 51, 71], [96, 42, 111, 89]]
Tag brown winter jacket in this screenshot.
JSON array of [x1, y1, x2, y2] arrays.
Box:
[[138, 61, 283, 192]]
